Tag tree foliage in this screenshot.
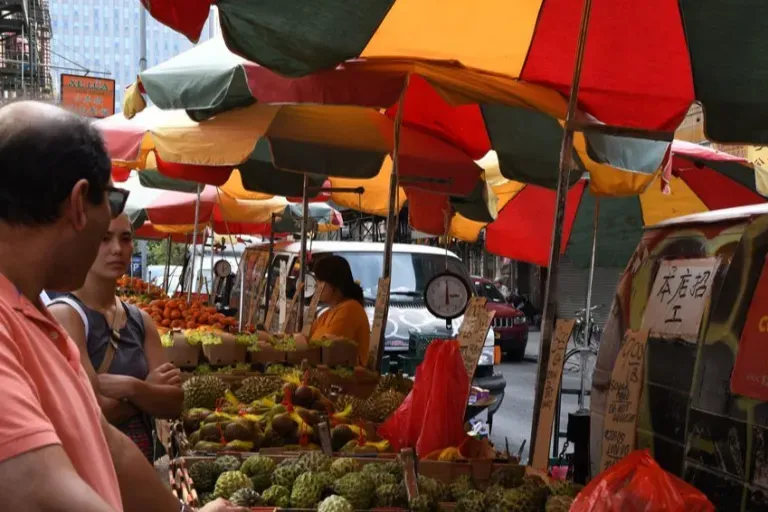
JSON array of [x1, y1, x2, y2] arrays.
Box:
[[147, 240, 187, 266]]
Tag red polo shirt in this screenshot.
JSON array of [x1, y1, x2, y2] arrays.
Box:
[[0, 274, 123, 510]]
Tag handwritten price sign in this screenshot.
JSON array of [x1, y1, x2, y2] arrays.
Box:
[[367, 277, 391, 370], [642, 258, 719, 342], [532, 318, 576, 470], [600, 329, 649, 471]]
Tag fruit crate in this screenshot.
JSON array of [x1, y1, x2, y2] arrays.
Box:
[[169, 453, 405, 510], [164, 333, 201, 368], [202, 334, 248, 365]]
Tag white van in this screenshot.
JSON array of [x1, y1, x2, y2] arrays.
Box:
[[230, 241, 506, 413]]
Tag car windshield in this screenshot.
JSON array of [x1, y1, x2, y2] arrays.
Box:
[[315, 251, 471, 301], [474, 280, 506, 303]]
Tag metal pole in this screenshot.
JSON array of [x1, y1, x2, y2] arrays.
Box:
[[264, 214, 276, 321], [529, 0, 595, 463], [579, 197, 599, 410], [163, 235, 172, 293], [209, 227, 216, 305], [139, 6, 147, 72], [379, 76, 409, 367], [297, 174, 310, 331], [187, 184, 202, 302]]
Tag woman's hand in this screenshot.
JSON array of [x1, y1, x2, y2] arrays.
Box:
[[146, 362, 182, 387], [198, 498, 248, 512], [97, 374, 138, 400]]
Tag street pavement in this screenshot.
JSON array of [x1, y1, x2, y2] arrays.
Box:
[[484, 329, 593, 463]]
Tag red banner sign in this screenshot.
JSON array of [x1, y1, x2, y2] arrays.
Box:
[[60, 74, 115, 119], [731, 258, 768, 400]]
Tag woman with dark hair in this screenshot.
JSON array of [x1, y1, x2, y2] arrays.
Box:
[[278, 255, 371, 365]]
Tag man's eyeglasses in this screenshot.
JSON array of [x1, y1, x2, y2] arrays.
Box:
[[105, 186, 130, 218]]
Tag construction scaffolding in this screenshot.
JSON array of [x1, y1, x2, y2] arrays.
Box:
[[0, 0, 52, 100]]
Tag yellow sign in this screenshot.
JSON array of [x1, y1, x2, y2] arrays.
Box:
[[60, 74, 115, 119]]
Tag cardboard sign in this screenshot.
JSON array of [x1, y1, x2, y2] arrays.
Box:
[[302, 283, 326, 337], [732, 258, 768, 400], [264, 278, 282, 332], [457, 297, 495, 386], [317, 422, 333, 456], [242, 251, 270, 329], [600, 329, 649, 471], [280, 283, 304, 334], [532, 319, 576, 470], [367, 277, 391, 370], [642, 258, 719, 341]]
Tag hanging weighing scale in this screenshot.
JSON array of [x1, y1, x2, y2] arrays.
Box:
[[424, 216, 471, 330], [304, 273, 317, 298], [424, 270, 471, 331]]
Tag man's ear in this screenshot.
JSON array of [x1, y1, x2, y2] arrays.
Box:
[[64, 179, 90, 231]]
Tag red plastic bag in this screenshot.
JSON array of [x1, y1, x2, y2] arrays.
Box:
[[378, 340, 469, 458], [571, 450, 714, 512]]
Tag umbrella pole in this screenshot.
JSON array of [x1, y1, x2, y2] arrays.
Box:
[[163, 234, 172, 293], [297, 174, 310, 332], [187, 184, 202, 303], [379, 76, 409, 368], [529, 0, 595, 464], [579, 197, 599, 410], [264, 213, 276, 324]]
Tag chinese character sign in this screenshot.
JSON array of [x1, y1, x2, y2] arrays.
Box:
[[60, 74, 116, 119], [642, 258, 719, 342], [600, 329, 649, 471]]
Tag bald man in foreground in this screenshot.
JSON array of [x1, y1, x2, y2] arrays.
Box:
[[0, 102, 245, 512]]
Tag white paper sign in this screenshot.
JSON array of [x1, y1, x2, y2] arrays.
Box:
[[642, 258, 719, 341]]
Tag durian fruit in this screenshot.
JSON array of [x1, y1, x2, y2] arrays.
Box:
[[240, 455, 276, 492], [223, 418, 255, 442], [375, 372, 414, 395], [546, 495, 575, 512], [361, 463, 387, 477], [290, 472, 325, 508], [235, 376, 282, 404], [521, 474, 551, 509], [213, 470, 252, 500], [224, 440, 254, 452], [333, 394, 365, 420], [182, 375, 227, 411], [329, 457, 361, 478], [229, 488, 262, 507], [409, 494, 437, 512], [318, 494, 354, 512], [262, 484, 291, 507], [362, 389, 406, 422], [450, 474, 475, 502], [215, 455, 241, 473], [188, 460, 219, 493], [296, 450, 332, 473], [332, 472, 375, 509], [456, 489, 485, 512], [271, 460, 303, 489], [488, 465, 525, 489], [375, 483, 408, 508], [374, 472, 399, 487]]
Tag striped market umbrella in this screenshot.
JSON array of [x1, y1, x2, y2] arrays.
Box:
[[125, 38, 671, 195], [121, 173, 343, 236], [449, 142, 768, 267], [139, 2, 768, 146]]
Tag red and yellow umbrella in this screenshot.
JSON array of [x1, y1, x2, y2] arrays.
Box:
[[139, 1, 768, 145]]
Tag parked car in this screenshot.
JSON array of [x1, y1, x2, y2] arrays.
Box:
[[472, 276, 529, 361], [230, 241, 506, 414]]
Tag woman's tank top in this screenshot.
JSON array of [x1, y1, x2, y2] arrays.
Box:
[[53, 294, 154, 460]]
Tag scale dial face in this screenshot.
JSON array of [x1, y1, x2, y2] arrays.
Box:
[[304, 273, 317, 298], [213, 259, 232, 278], [424, 271, 471, 320]]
